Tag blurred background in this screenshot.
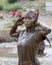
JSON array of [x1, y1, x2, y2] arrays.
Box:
[[0, 0, 52, 65], [0, 0, 52, 29]]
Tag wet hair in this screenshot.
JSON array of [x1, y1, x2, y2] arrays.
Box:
[[25, 10, 35, 18], [24, 9, 39, 26]]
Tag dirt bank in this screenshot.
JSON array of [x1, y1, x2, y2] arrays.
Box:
[[0, 29, 18, 43]]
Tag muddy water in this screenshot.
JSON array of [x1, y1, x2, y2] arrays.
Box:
[[0, 42, 18, 65], [0, 41, 52, 65]]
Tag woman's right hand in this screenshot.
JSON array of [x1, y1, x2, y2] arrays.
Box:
[[16, 17, 24, 26]]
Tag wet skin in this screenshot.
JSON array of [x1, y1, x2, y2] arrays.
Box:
[[10, 10, 51, 65]]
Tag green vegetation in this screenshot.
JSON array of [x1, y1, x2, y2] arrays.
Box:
[[7, 0, 20, 4], [0, 14, 4, 19], [0, 0, 47, 13], [7, 0, 17, 4], [0, 0, 51, 15], [39, 2, 45, 8], [0, 0, 51, 29], [11, 17, 18, 23], [29, 0, 34, 1], [3, 16, 24, 28], [4, 22, 14, 28], [0, 4, 3, 10], [4, 17, 18, 28], [4, 4, 22, 12]]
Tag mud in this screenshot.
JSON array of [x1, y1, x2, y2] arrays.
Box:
[[0, 41, 52, 65]]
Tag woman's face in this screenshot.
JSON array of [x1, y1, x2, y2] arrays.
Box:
[[23, 12, 37, 27]]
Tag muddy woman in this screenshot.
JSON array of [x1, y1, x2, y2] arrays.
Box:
[[10, 9, 51, 65]]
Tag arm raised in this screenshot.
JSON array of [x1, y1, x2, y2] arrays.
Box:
[[10, 17, 24, 38], [36, 21, 51, 36]]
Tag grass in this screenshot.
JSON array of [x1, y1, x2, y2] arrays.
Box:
[[4, 17, 18, 28], [4, 3, 22, 12], [11, 17, 18, 23], [4, 22, 14, 28], [4, 21, 24, 29], [0, 0, 51, 15], [0, 0, 46, 10], [3, 16, 24, 28], [0, 0, 51, 29]]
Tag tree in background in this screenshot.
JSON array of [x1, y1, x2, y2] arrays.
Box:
[[7, 0, 20, 4]]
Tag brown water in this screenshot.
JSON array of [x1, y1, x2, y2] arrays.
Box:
[[0, 41, 52, 65], [0, 42, 18, 65]]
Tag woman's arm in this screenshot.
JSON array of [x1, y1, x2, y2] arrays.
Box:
[[10, 17, 24, 38], [36, 21, 51, 36]]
